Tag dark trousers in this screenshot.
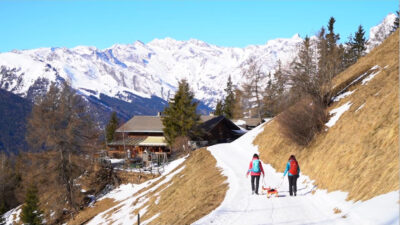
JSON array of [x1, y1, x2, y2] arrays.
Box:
[[288, 175, 298, 196], [251, 175, 260, 194]]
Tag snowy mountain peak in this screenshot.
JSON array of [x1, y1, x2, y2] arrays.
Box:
[[367, 13, 397, 51], [0, 14, 394, 112], [0, 35, 304, 109]]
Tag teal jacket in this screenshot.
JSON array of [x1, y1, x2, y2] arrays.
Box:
[[283, 160, 300, 176]]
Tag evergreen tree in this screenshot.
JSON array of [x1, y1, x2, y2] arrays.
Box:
[[214, 100, 224, 116], [20, 185, 42, 225], [291, 36, 320, 101], [222, 76, 235, 119], [393, 11, 399, 32], [264, 61, 288, 116], [105, 111, 119, 143], [162, 79, 201, 146], [344, 25, 367, 67], [351, 25, 367, 59], [315, 17, 343, 103]]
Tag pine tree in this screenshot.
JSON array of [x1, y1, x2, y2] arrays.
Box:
[[105, 111, 119, 143], [352, 25, 367, 59], [291, 36, 320, 101], [392, 11, 399, 32], [20, 185, 42, 225], [223, 76, 235, 119], [214, 100, 224, 116], [162, 79, 201, 146], [315, 17, 343, 104], [344, 25, 367, 67], [264, 61, 288, 116]]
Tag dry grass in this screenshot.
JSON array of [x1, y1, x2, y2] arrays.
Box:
[[116, 171, 158, 184], [138, 148, 228, 225], [67, 148, 227, 225], [254, 30, 399, 202], [68, 198, 117, 225]]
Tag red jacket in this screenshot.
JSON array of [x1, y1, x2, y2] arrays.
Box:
[[247, 157, 265, 176]]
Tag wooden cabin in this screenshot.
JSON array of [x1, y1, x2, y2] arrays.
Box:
[[107, 116, 169, 159], [107, 115, 244, 158]]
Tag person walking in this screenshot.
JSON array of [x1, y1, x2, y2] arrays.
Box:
[[246, 153, 265, 195], [283, 155, 300, 196]]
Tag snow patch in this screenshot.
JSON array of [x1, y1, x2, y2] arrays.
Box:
[[355, 103, 366, 112], [326, 101, 352, 128], [87, 156, 187, 225], [362, 70, 381, 85], [333, 90, 355, 102]]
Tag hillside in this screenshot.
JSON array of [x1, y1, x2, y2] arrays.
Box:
[[254, 30, 399, 201], [0, 89, 31, 154], [66, 149, 228, 225]]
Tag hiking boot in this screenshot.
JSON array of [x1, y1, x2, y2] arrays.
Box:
[[294, 193, 297, 196]]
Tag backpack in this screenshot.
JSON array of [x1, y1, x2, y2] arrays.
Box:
[[289, 160, 298, 175], [252, 159, 261, 173]]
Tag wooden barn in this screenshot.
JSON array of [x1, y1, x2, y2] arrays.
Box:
[[196, 115, 244, 145]]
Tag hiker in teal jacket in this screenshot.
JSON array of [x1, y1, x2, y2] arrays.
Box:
[[283, 155, 300, 196], [246, 153, 265, 195]]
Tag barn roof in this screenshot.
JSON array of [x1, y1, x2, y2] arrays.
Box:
[[199, 115, 241, 132]]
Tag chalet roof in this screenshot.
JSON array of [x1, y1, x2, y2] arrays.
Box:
[[116, 115, 216, 133], [108, 136, 146, 146], [116, 116, 164, 133]]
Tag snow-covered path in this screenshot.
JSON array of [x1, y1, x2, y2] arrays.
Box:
[[194, 123, 399, 225]]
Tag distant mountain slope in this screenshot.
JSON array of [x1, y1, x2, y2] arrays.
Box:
[[254, 29, 399, 201], [0, 89, 31, 154], [0, 34, 302, 110]]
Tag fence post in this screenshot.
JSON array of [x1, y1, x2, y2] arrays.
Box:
[[138, 213, 140, 225]]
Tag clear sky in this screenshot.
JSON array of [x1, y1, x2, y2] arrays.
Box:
[[0, 0, 397, 52]]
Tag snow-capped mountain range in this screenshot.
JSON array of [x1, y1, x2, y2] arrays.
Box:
[[0, 13, 395, 116]]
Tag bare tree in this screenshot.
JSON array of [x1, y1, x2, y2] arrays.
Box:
[[26, 82, 99, 216], [232, 88, 244, 119], [241, 56, 266, 120]]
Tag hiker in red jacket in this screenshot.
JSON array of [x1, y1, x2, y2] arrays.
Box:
[[246, 153, 265, 195], [283, 155, 300, 196]]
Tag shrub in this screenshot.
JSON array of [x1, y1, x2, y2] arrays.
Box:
[[171, 136, 191, 156], [277, 97, 328, 146]]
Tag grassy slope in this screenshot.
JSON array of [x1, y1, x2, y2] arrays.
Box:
[[69, 148, 227, 225], [254, 30, 399, 201]]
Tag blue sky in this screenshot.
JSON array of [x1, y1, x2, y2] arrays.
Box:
[[0, 1, 397, 52]]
